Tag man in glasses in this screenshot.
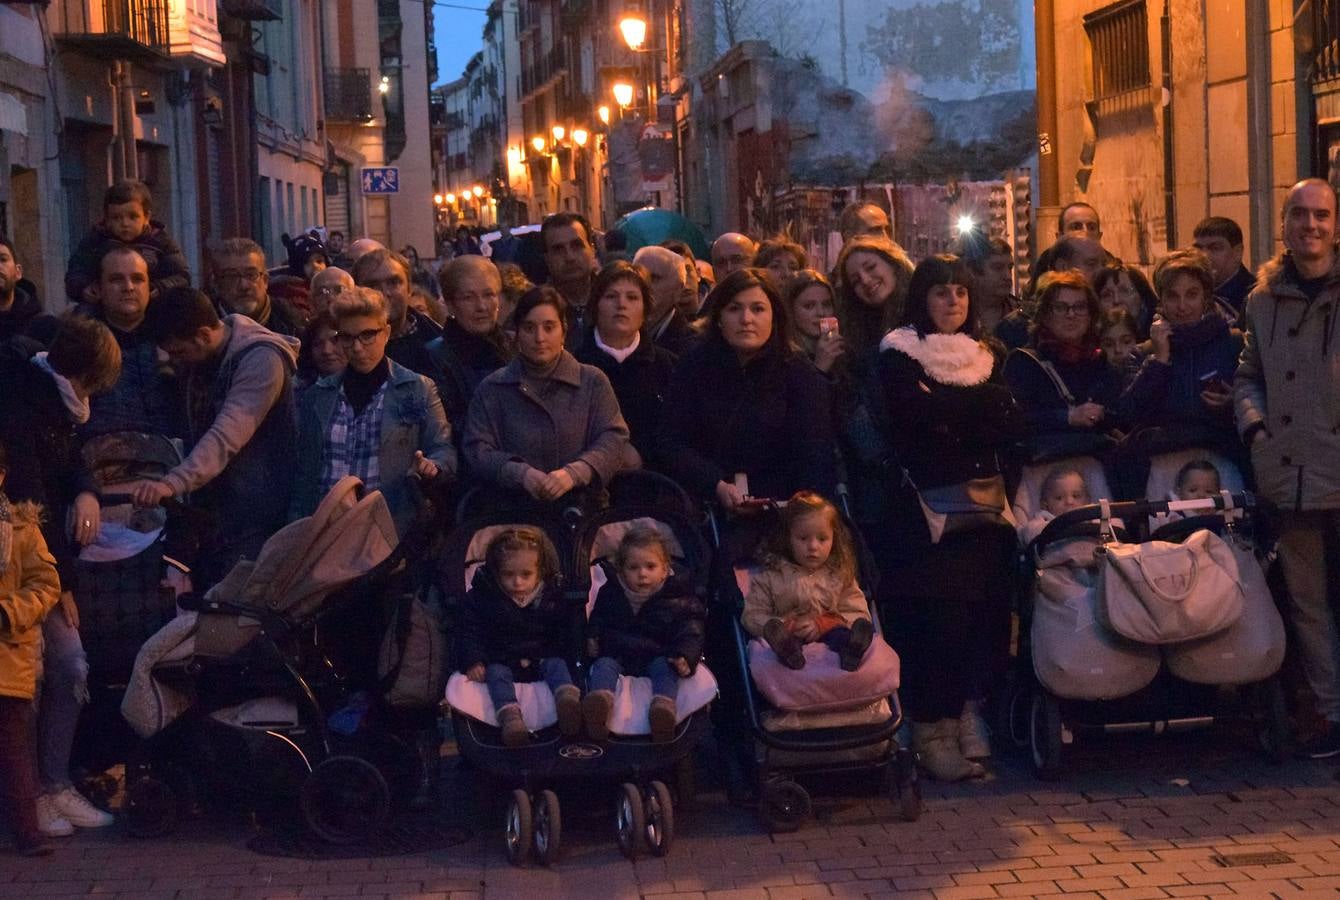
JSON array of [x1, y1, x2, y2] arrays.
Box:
[[352, 248, 441, 375], [310, 266, 355, 315], [132, 286, 299, 589], [210, 238, 302, 337]]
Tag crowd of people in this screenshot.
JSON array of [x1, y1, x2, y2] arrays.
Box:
[[0, 172, 1338, 854]]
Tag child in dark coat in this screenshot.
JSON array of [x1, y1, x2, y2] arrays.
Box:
[[457, 527, 582, 747], [64, 179, 190, 303], [584, 527, 706, 743]]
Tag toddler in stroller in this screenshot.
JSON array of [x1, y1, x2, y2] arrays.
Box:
[[741, 492, 874, 672], [457, 526, 583, 746], [586, 527, 706, 743]]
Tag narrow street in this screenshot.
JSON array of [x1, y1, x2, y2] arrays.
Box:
[[8, 728, 1340, 899]]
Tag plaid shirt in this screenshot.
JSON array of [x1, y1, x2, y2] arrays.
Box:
[[319, 381, 389, 496]]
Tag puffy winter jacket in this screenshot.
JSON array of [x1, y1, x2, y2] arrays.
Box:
[[455, 568, 582, 678], [588, 561, 705, 674], [0, 502, 61, 701]]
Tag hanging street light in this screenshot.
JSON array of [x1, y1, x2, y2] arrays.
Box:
[[619, 14, 648, 51], [572, 127, 589, 147], [612, 81, 635, 108]]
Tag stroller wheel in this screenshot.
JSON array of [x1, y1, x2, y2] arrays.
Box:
[[758, 778, 810, 834], [615, 782, 645, 859], [644, 781, 674, 857], [1003, 678, 1033, 751], [1029, 691, 1064, 780], [1257, 677, 1291, 764], [533, 789, 561, 866], [300, 756, 390, 845], [505, 789, 533, 866], [887, 748, 922, 822], [126, 775, 177, 838]]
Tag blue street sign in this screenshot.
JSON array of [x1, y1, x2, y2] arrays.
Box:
[[361, 167, 400, 194]]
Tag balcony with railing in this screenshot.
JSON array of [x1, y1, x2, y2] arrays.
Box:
[[521, 46, 567, 97], [54, 0, 170, 66], [1316, 0, 1340, 84], [324, 68, 375, 123]]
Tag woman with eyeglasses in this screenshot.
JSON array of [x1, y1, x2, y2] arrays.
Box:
[[1004, 270, 1128, 460], [289, 286, 454, 535]]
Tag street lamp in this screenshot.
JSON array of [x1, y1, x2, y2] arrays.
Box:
[[552, 124, 566, 143], [445, 192, 456, 204], [619, 14, 648, 51], [598, 105, 611, 125], [612, 81, 635, 108], [472, 185, 484, 198], [572, 127, 589, 147], [378, 74, 390, 95], [531, 135, 547, 154], [433, 193, 444, 205]]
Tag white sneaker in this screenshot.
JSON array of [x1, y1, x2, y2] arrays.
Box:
[[35, 795, 74, 837], [51, 787, 114, 829]]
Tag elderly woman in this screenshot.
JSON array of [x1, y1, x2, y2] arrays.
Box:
[[464, 286, 629, 505], [575, 261, 678, 466], [1004, 270, 1127, 461], [755, 238, 807, 289], [290, 287, 455, 534], [425, 256, 512, 447], [1121, 250, 1244, 469], [878, 255, 1023, 783]]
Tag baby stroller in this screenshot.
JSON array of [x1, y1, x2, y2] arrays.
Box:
[[66, 432, 204, 780], [1018, 483, 1289, 779], [119, 476, 444, 841], [442, 471, 717, 865], [713, 500, 919, 834]]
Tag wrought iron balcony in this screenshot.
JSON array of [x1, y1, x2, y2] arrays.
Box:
[[324, 68, 374, 123], [54, 0, 170, 65]]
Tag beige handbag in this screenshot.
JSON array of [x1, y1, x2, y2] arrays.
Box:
[[1098, 527, 1244, 645]]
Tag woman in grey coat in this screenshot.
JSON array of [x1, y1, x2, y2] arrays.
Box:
[[290, 287, 455, 536], [464, 286, 630, 505]]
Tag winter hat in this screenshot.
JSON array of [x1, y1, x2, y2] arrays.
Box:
[[283, 231, 329, 277]]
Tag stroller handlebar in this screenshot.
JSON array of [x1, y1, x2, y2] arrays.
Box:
[[1031, 490, 1255, 557]]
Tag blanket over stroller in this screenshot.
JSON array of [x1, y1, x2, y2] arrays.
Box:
[[122, 477, 398, 737]]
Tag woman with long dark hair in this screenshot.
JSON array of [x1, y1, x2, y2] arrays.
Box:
[[878, 254, 1023, 782]]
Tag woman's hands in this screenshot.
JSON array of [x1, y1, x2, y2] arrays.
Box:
[[670, 656, 692, 677], [1067, 402, 1106, 429], [521, 466, 576, 501], [411, 450, 440, 480], [1150, 315, 1173, 363], [1200, 386, 1232, 410], [813, 331, 846, 374], [71, 492, 100, 547], [715, 480, 746, 511]]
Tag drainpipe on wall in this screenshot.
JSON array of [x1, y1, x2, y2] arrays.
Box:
[[1244, 0, 1273, 267], [116, 61, 139, 181], [1034, 0, 1059, 229], [1160, 0, 1177, 249]]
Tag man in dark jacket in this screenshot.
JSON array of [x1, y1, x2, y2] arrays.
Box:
[[210, 238, 303, 337], [0, 238, 53, 342], [1193, 215, 1255, 317], [540, 213, 598, 347], [133, 288, 299, 588]]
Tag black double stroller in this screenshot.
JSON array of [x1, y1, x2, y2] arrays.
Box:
[[1003, 431, 1290, 779], [440, 472, 717, 865], [120, 476, 449, 842]]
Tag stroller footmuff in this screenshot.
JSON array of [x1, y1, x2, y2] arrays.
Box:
[[443, 472, 717, 866]]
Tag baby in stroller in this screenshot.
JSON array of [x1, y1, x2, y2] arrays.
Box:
[[458, 527, 583, 747], [1021, 465, 1095, 543], [585, 527, 706, 743], [742, 492, 874, 672]]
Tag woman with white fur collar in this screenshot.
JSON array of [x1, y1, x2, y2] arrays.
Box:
[[876, 254, 1024, 784]]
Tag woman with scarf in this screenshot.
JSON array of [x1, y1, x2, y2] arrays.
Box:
[[1004, 270, 1128, 461], [878, 255, 1024, 783], [574, 261, 678, 467], [0, 316, 122, 838], [1119, 250, 1245, 477]]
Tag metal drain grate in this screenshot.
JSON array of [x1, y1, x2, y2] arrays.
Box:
[[1210, 851, 1294, 868], [247, 815, 473, 859]]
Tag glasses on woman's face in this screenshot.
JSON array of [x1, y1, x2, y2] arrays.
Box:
[[335, 326, 387, 347], [1050, 301, 1090, 318]]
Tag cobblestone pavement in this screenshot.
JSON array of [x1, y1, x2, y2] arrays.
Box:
[[6, 724, 1340, 899]]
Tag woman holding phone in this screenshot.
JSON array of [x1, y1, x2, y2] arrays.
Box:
[[1120, 250, 1242, 439]]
